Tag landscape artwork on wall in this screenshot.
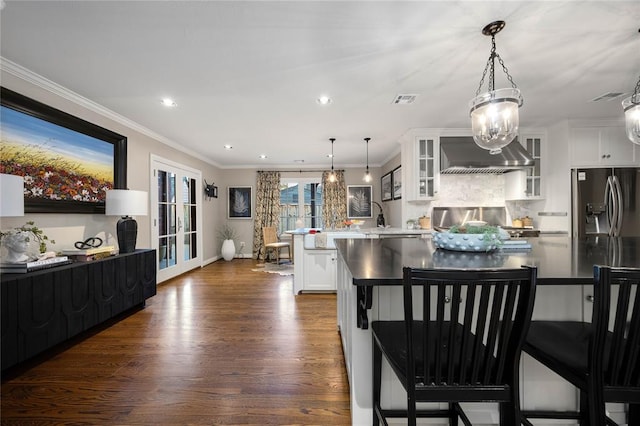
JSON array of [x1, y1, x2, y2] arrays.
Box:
[[347, 185, 372, 218], [0, 87, 127, 213], [228, 186, 252, 219]]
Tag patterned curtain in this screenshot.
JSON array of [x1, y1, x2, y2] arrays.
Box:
[[321, 170, 347, 229], [253, 171, 281, 260]]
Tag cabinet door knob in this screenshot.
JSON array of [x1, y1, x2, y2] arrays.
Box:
[[586, 295, 594, 302]]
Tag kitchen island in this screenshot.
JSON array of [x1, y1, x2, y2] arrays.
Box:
[[335, 236, 640, 425], [288, 228, 430, 294]]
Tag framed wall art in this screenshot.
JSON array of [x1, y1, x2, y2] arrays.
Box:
[[381, 172, 392, 202], [347, 185, 372, 218], [392, 165, 402, 200], [0, 87, 127, 214], [228, 186, 252, 219]]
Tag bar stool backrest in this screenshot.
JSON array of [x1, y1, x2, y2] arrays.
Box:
[[402, 266, 537, 391], [592, 266, 640, 394]]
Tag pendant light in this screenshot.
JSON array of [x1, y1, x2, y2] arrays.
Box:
[[363, 137, 372, 182], [328, 138, 336, 182], [469, 20, 523, 155], [622, 75, 640, 145]]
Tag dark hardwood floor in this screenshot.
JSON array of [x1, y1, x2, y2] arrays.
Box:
[[1, 259, 351, 425]]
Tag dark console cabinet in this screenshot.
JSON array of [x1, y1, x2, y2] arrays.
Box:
[[1, 249, 156, 372]]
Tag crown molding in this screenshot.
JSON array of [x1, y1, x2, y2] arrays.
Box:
[[0, 57, 222, 168]]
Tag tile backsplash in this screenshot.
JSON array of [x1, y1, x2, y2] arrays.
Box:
[[434, 174, 505, 206]]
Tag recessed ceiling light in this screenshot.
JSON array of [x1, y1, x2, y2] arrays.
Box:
[[316, 95, 332, 105], [161, 98, 177, 107], [224, 145, 233, 150], [259, 154, 267, 159]]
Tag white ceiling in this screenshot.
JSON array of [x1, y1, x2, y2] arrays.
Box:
[[1, 1, 639, 169]]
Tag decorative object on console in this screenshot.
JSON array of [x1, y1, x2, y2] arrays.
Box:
[[105, 189, 148, 254], [622, 71, 640, 145], [469, 20, 523, 154], [363, 137, 372, 182], [0, 221, 56, 263]]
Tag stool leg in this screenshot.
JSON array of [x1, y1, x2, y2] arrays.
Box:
[[373, 340, 382, 426], [629, 404, 640, 425]]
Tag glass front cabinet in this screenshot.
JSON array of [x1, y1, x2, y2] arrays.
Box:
[[505, 134, 544, 200], [403, 135, 440, 201]]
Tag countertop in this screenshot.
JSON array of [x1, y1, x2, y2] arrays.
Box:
[[286, 227, 431, 236], [335, 236, 640, 286]]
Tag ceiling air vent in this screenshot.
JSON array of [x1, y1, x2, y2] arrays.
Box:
[[590, 92, 626, 102], [392, 94, 418, 105]]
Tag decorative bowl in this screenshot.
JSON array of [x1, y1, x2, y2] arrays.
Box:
[[432, 249, 506, 268], [432, 231, 501, 252]]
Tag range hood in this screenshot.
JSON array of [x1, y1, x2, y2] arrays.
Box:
[[440, 136, 534, 174]]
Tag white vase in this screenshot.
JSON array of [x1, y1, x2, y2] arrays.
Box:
[[221, 239, 235, 261]]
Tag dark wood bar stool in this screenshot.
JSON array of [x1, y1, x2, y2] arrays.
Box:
[[522, 265, 640, 426], [372, 266, 538, 426]]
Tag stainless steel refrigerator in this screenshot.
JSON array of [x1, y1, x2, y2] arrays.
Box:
[[571, 168, 640, 237]]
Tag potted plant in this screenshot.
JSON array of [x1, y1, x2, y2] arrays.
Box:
[[217, 224, 238, 261], [0, 221, 55, 263]]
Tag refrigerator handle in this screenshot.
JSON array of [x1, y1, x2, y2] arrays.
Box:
[[612, 175, 624, 236], [605, 176, 617, 236]]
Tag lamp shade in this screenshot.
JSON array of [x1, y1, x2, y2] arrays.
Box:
[[105, 189, 148, 216], [622, 95, 640, 145], [0, 173, 25, 217]]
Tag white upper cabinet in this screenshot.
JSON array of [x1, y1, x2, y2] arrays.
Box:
[[570, 125, 638, 167], [402, 135, 440, 201], [505, 134, 544, 200]]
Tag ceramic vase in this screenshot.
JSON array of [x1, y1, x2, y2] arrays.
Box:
[[221, 239, 235, 261]]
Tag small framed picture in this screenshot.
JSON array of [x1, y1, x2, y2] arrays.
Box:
[[381, 172, 392, 202], [228, 186, 252, 219], [392, 166, 402, 200], [347, 185, 372, 218]]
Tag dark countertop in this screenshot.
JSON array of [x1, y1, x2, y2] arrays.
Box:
[[335, 236, 640, 286]]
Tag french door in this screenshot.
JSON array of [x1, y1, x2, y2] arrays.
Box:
[[150, 155, 202, 282]]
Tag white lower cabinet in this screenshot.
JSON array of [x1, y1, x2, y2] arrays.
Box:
[[302, 249, 336, 291]]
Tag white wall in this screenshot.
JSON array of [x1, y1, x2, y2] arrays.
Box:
[[1, 69, 224, 266]]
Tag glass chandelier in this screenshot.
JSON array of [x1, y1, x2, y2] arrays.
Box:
[[469, 20, 523, 155], [622, 75, 640, 145], [363, 137, 372, 182]]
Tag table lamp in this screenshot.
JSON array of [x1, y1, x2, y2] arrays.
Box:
[[105, 189, 148, 254], [0, 173, 25, 217]]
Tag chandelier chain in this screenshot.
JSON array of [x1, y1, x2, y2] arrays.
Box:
[[633, 75, 640, 104], [474, 34, 518, 96]]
